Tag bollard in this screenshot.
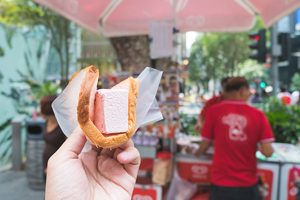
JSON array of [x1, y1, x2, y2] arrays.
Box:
[[11, 114, 27, 171]]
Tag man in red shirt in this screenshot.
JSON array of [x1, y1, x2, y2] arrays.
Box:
[[277, 87, 291, 105], [194, 77, 230, 133], [194, 77, 274, 200]]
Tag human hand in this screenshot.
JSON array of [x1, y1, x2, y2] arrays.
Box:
[[295, 171, 300, 182], [45, 126, 141, 200], [194, 122, 202, 133], [294, 171, 300, 188], [194, 149, 202, 157], [186, 144, 199, 155]]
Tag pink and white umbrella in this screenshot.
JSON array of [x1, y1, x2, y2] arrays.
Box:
[[33, 0, 300, 36]]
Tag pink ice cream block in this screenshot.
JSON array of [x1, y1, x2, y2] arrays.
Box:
[[94, 89, 129, 134]]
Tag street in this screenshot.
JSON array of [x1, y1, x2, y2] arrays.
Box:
[[0, 170, 45, 200]]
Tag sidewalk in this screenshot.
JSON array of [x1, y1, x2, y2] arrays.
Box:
[[0, 170, 45, 200]]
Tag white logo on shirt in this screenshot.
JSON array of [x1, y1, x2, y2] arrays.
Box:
[[222, 113, 247, 141]]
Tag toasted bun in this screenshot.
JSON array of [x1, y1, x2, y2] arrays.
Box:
[[74, 66, 139, 148], [69, 67, 91, 83]]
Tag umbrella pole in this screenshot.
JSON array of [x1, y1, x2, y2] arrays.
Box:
[[172, 0, 178, 63], [170, 0, 178, 184]]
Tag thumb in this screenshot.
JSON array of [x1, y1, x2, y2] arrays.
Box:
[[56, 126, 87, 159], [295, 171, 300, 181]]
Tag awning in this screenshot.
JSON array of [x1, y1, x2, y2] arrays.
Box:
[[32, 0, 300, 36]]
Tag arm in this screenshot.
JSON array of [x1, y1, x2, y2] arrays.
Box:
[[260, 142, 274, 157], [195, 98, 213, 133], [194, 140, 212, 156], [259, 112, 275, 157]]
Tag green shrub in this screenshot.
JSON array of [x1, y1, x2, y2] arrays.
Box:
[[179, 113, 198, 136], [264, 97, 300, 144]]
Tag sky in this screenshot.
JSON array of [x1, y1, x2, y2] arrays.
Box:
[[185, 31, 199, 57]]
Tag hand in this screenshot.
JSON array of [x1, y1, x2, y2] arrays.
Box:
[[45, 126, 141, 200], [193, 140, 212, 157], [194, 149, 202, 157], [295, 171, 300, 183], [194, 117, 203, 133], [194, 122, 202, 133], [294, 171, 300, 187]]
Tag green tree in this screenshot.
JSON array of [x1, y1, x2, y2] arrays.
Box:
[[188, 36, 205, 83], [189, 32, 252, 84], [0, 0, 76, 87], [189, 17, 267, 84], [291, 73, 300, 92], [235, 60, 269, 83]]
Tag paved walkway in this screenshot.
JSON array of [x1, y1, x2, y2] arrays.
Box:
[[0, 170, 45, 200]]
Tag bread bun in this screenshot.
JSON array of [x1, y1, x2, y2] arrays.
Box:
[[72, 66, 139, 148]]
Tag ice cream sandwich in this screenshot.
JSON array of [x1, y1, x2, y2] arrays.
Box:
[[70, 65, 139, 148]]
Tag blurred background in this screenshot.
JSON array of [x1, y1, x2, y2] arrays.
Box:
[[0, 0, 300, 200]]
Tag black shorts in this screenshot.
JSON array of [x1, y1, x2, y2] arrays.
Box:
[[209, 183, 263, 200]]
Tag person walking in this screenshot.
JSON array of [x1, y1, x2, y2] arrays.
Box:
[[277, 86, 291, 105]]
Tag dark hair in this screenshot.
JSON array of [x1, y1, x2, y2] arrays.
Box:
[[40, 95, 57, 116], [221, 77, 231, 85], [226, 77, 249, 92], [280, 87, 287, 92]]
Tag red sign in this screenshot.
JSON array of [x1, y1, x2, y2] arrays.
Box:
[[257, 168, 273, 200], [132, 189, 156, 200], [176, 158, 277, 199], [132, 185, 162, 200], [139, 158, 154, 171], [191, 192, 210, 200], [287, 167, 300, 200], [177, 161, 212, 184]]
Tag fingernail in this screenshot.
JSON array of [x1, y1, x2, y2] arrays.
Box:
[[120, 152, 128, 160]]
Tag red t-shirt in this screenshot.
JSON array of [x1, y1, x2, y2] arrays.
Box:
[[199, 95, 223, 118], [201, 100, 274, 187], [281, 96, 291, 105]]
